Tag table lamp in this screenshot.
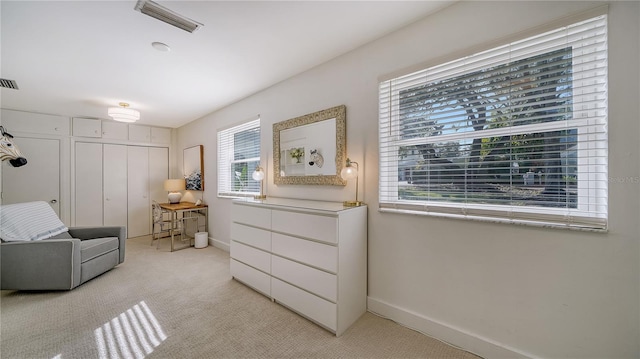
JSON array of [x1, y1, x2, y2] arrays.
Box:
[[252, 166, 267, 199], [340, 158, 362, 207], [164, 179, 186, 204]]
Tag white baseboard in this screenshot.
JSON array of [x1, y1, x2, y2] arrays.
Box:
[[210, 237, 229, 252], [367, 297, 534, 359]]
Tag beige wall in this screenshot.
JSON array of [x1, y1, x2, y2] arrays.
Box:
[[177, 1, 639, 357]]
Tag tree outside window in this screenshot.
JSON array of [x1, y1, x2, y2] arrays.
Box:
[[379, 15, 607, 229], [397, 47, 576, 208]]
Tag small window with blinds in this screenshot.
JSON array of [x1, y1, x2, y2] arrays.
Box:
[[217, 117, 261, 197], [379, 15, 608, 230]]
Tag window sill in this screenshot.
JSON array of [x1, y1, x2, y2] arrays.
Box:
[[378, 207, 608, 233]]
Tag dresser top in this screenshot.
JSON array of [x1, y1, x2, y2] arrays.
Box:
[[233, 197, 365, 214]]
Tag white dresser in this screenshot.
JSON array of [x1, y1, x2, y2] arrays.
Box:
[[230, 197, 367, 336]]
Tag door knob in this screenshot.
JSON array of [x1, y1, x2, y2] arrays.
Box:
[[50, 199, 57, 204]]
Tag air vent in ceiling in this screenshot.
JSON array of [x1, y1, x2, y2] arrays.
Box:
[[0, 78, 19, 90], [135, 0, 203, 33]]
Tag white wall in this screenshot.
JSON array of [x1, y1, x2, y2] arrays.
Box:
[[177, 1, 639, 358]]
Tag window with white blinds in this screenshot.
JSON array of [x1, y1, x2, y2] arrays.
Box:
[[217, 117, 261, 197], [379, 14, 608, 230]]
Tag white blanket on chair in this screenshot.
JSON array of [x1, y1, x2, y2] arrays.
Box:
[[0, 201, 68, 241]]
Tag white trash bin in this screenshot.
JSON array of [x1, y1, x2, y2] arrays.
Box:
[[194, 232, 208, 249]]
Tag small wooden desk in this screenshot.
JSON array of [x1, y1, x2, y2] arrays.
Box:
[[158, 202, 208, 251]]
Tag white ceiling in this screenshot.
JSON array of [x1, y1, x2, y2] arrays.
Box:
[[1, 0, 452, 128]]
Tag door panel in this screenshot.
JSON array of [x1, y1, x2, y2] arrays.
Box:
[[2, 137, 60, 216], [104, 144, 128, 227], [127, 146, 149, 238], [149, 147, 168, 204], [75, 142, 103, 226]]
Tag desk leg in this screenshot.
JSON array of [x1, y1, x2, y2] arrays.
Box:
[[170, 211, 176, 252]]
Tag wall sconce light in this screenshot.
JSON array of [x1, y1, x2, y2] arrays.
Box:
[[164, 179, 186, 204], [340, 158, 362, 207], [108, 102, 140, 123], [252, 166, 267, 199]]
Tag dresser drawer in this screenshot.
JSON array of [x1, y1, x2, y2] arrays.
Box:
[[230, 241, 270, 274], [232, 204, 271, 229], [231, 259, 270, 296], [272, 278, 337, 331], [271, 210, 337, 244], [272, 255, 337, 302], [231, 223, 271, 251], [272, 233, 337, 273], [231, 198, 367, 337]]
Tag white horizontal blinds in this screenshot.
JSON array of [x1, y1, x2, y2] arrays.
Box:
[[379, 15, 607, 230], [217, 117, 261, 197]]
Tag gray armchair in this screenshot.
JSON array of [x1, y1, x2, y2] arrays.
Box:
[[1, 226, 126, 290]]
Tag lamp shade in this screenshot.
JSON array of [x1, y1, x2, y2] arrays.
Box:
[[164, 179, 186, 192], [341, 158, 362, 207], [164, 179, 185, 204], [340, 165, 358, 180], [108, 102, 140, 123], [252, 167, 265, 181], [252, 166, 267, 199]]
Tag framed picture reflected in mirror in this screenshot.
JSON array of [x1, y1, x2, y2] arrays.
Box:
[[184, 145, 204, 190]]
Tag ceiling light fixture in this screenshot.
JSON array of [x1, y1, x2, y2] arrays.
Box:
[[135, 0, 203, 33], [108, 102, 140, 123]]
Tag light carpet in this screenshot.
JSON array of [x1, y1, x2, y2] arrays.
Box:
[[1, 236, 480, 359]]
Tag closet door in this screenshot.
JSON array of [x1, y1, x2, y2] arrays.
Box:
[[2, 137, 61, 217], [75, 142, 103, 226], [127, 146, 150, 238], [149, 147, 169, 205], [103, 144, 128, 227]]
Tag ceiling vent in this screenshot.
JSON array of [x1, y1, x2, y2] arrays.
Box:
[[0, 78, 19, 90], [135, 0, 203, 33]]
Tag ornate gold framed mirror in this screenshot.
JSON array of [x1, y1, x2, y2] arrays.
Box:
[[273, 105, 346, 186]]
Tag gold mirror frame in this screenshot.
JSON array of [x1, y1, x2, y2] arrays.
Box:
[[273, 105, 347, 186]]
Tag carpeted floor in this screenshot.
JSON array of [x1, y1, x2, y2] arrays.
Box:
[[1, 236, 480, 359]]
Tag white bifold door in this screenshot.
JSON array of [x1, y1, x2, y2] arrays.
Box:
[[127, 146, 168, 238], [75, 142, 104, 226], [127, 146, 150, 238], [75, 143, 168, 238], [104, 144, 128, 227], [75, 142, 130, 227]]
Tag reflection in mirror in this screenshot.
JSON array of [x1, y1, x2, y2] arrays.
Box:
[[280, 119, 336, 177], [184, 145, 204, 190], [273, 105, 346, 186]]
